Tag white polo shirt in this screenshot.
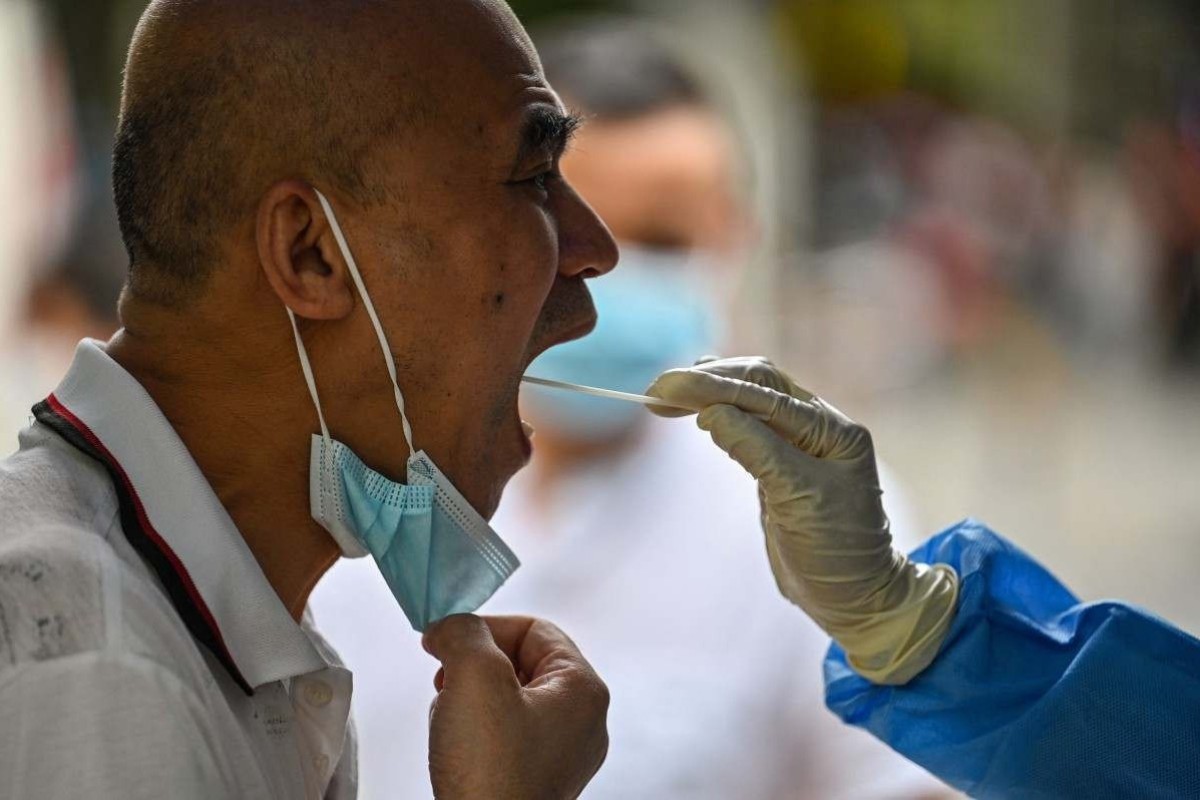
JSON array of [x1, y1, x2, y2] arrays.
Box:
[[0, 340, 358, 799]]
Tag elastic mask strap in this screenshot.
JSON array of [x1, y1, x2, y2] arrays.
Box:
[[287, 308, 332, 447], [314, 189, 417, 456]]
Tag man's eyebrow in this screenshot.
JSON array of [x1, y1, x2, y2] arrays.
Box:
[[513, 105, 584, 166]]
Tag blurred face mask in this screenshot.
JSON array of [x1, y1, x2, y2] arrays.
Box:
[[524, 244, 719, 440], [286, 190, 519, 632]]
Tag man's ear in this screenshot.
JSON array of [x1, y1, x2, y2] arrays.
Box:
[[256, 180, 355, 321]]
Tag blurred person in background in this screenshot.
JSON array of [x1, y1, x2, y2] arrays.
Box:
[[312, 19, 949, 800], [0, 191, 127, 452], [1126, 88, 1200, 370], [0, 1, 118, 452]]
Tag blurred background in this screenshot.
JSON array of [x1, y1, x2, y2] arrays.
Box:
[[5, 0, 1200, 681]]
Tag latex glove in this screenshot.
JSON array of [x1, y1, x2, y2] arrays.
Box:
[[423, 615, 609, 799], [648, 357, 958, 685]]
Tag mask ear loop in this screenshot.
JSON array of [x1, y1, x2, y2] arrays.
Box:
[[314, 189, 417, 458], [287, 308, 336, 479]]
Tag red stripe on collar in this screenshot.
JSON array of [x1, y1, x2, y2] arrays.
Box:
[[42, 393, 253, 694]]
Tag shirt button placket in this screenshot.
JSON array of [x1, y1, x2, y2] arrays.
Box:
[[303, 680, 333, 708]]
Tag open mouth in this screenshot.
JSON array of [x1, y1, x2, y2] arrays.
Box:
[[511, 312, 598, 461], [520, 312, 598, 381]]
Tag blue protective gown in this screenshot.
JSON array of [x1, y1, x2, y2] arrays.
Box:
[[824, 520, 1200, 799]]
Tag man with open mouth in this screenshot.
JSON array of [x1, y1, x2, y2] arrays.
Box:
[[0, 1, 617, 798]]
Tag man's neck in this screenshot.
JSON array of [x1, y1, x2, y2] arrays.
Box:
[[106, 324, 339, 622]]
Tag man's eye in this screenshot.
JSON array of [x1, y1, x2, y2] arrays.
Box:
[[524, 169, 556, 193]]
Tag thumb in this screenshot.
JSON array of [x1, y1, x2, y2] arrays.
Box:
[[422, 614, 519, 692], [654, 369, 849, 458], [646, 367, 793, 419]]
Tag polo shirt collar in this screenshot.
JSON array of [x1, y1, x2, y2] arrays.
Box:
[[34, 339, 327, 694]]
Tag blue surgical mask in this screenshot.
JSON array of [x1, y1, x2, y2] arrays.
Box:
[[524, 244, 719, 439], [288, 190, 519, 632]]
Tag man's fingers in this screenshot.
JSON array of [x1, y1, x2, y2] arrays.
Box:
[[481, 616, 590, 683], [481, 616, 609, 721], [422, 614, 519, 691], [422, 614, 489, 658], [424, 615, 599, 699]]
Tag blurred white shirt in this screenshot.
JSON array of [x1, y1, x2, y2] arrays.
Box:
[[312, 414, 945, 799]]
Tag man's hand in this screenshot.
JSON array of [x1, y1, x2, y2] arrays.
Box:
[[648, 357, 959, 685], [423, 615, 609, 800]]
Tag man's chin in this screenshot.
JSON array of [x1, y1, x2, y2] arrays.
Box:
[[466, 407, 535, 519], [480, 470, 518, 522]]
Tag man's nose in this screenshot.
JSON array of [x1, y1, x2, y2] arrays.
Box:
[[556, 182, 619, 280]]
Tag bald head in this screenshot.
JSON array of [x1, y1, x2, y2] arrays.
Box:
[[114, 0, 528, 307]]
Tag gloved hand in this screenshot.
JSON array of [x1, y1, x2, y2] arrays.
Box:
[[648, 357, 958, 685], [423, 615, 609, 799]]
